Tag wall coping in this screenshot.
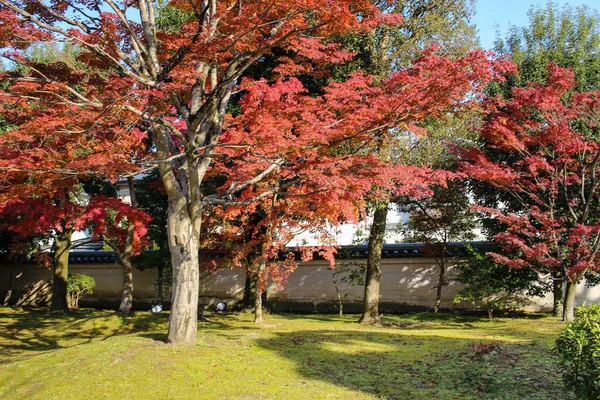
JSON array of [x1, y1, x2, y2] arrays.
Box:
[[2, 241, 494, 265]]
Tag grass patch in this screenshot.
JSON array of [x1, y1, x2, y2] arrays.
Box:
[[0, 308, 570, 399]]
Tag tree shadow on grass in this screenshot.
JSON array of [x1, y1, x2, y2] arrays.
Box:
[[254, 329, 567, 400], [0, 308, 170, 362]]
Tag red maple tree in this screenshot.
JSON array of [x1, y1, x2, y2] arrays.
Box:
[[461, 64, 600, 321], [0, 192, 84, 311], [0, 0, 509, 343], [77, 193, 151, 315]]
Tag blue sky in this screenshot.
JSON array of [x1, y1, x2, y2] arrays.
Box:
[[473, 0, 600, 49]]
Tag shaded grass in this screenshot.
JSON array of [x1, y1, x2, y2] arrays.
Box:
[[0, 308, 570, 399]]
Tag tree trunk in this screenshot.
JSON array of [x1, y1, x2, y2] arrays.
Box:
[[242, 268, 257, 310], [252, 264, 265, 323], [117, 252, 134, 316], [116, 176, 137, 316], [254, 288, 263, 323], [488, 308, 494, 322], [552, 271, 564, 318], [359, 203, 388, 324], [434, 260, 445, 313], [333, 273, 343, 317], [50, 229, 73, 312], [166, 208, 200, 346], [563, 280, 578, 322]]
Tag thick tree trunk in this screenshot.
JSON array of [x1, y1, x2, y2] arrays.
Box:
[[50, 229, 73, 312], [359, 203, 388, 324], [552, 272, 564, 318], [166, 208, 200, 346], [434, 260, 445, 313], [563, 280, 578, 322]]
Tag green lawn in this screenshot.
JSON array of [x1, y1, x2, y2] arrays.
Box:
[[0, 308, 570, 399]]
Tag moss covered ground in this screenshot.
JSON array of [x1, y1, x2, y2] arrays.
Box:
[[0, 308, 570, 399]]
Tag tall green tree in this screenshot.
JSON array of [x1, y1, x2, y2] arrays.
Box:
[[494, 3, 600, 92], [401, 181, 477, 313], [357, 0, 479, 324]]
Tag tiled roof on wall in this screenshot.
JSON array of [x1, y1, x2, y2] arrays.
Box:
[[4, 241, 494, 265]]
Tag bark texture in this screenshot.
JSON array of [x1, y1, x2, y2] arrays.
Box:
[[254, 287, 263, 323], [253, 264, 265, 323], [359, 203, 388, 324], [552, 272, 564, 318], [166, 208, 200, 345], [115, 177, 138, 316], [242, 268, 257, 310], [50, 229, 73, 312], [563, 280, 577, 322], [116, 250, 134, 315]]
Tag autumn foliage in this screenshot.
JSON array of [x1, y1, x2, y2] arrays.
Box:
[[0, 0, 511, 342], [461, 64, 600, 320]]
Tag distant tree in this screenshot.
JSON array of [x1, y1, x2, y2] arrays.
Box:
[[494, 2, 600, 93], [77, 188, 151, 316], [0, 40, 142, 312], [401, 181, 477, 312], [329, 256, 366, 317], [0, 191, 88, 312]]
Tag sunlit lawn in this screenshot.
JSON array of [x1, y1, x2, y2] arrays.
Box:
[[0, 308, 570, 399]]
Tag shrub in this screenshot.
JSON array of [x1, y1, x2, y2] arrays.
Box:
[[555, 303, 600, 399], [66, 274, 96, 309], [452, 245, 547, 320]]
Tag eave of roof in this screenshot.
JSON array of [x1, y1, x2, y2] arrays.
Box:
[[2, 241, 494, 265]]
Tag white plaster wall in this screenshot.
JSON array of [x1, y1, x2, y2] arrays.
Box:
[[3, 258, 597, 311]]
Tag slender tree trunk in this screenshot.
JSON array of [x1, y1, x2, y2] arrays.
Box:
[[563, 280, 578, 322], [116, 250, 134, 316], [166, 208, 200, 346], [552, 271, 564, 318], [434, 259, 445, 313], [253, 265, 264, 323], [333, 272, 343, 316], [242, 268, 257, 310], [115, 177, 138, 316], [359, 203, 388, 324], [488, 308, 494, 322], [51, 229, 73, 312]]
